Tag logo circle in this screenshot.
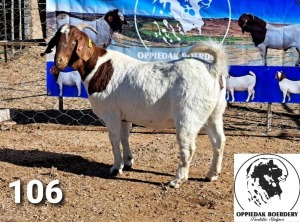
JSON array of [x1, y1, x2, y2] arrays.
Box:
[[234, 154, 300, 211], [134, 0, 232, 49]]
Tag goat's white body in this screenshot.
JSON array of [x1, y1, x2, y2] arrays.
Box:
[[57, 71, 82, 96], [226, 71, 256, 102], [278, 78, 300, 103], [85, 51, 221, 129], [258, 24, 300, 66]]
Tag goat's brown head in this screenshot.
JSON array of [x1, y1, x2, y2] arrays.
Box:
[[238, 13, 266, 33], [43, 24, 95, 70], [275, 71, 286, 81], [238, 14, 254, 33], [104, 9, 127, 32]]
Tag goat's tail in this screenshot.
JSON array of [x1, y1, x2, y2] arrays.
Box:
[[187, 39, 228, 79], [249, 71, 256, 77]]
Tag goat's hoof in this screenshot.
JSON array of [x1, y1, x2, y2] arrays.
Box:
[[109, 167, 123, 176], [123, 158, 134, 170], [123, 164, 133, 171], [168, 179, 185, 189], [206, 173, 219, 182]]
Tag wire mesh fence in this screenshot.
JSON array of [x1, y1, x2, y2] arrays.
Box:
[[1, 0, 300, 137]]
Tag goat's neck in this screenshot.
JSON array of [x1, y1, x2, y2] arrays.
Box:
[[249, 26, 267, 47], [70, 59, 86, 79], [71, 47, 107, 81]]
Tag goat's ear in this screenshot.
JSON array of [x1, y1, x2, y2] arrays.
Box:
[[76, 35, 93, 61]]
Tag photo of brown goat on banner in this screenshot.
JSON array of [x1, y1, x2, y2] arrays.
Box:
[[238, 13, 300, 66]]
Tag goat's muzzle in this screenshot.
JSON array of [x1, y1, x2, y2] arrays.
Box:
[[55, 56, 68, 70]]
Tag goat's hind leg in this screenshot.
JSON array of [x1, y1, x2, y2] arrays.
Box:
[[205, 104, 226, 181], [121, 121, 134, 170], [169, 127, 199, 188], [106, 120, 124, 176]]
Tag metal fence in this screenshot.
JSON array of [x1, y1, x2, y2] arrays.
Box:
[[1, 0, 300, 137]]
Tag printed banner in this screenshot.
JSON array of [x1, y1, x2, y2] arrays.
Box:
[[45, 0, 300, 102]]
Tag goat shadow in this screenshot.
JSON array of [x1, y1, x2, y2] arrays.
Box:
[[0, 148, 181, 186], [0, 148, 210, 186]]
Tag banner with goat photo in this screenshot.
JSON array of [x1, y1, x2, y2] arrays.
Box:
[[45, 0, 300, 103]]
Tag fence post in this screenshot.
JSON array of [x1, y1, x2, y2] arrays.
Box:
[[59, 97, 64, 111], [266, 102, 272, 133]]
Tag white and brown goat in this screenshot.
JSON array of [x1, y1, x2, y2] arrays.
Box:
[[41, 24, 229, 188], [275, 71, 300, 103], [238, 13, 300, 66]]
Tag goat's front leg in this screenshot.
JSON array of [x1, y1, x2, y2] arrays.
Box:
[[259, 46, 267, 66], [58, 83, 63, 97], [76, 82, 81, 97], [282, 90, 287, 103], [120, 121, 134, 170], [287, 92, 291, 102], [226, 90, 230, 101]]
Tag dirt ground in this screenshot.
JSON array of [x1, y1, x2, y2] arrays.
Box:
[[0, 122, 300, 222], [1, 21, 300, 222]]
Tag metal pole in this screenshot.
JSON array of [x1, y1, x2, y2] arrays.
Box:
[[23, 0, 30, 39], [11, 0, 15, 57], [59, 97, 64, 112], [4, 0, 7, 40], [19, 0, 22, 40], [3, 0, 8, 62]]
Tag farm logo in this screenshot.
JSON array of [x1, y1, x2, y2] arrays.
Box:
[[134, 0, 231, 50], [234, 154, 300, 222]]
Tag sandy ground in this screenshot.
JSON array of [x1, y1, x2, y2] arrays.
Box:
[[0, 123, 300, 222]]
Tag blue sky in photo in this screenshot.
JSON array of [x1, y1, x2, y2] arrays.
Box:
[[48, 0, 300, 24]]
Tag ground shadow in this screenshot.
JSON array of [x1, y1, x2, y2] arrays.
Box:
[[0, 148, 172, 186]]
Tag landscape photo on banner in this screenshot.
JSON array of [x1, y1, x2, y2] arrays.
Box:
[[45, 0, 300, 102]]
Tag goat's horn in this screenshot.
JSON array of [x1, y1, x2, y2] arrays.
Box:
[[75, 23, 98, 35]]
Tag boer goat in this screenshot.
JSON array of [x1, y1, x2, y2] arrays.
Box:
[[226, 71, 256, 102], [238, 13, 300, 66], [275, 71, 300, 103], [41, 24, 228, 188]]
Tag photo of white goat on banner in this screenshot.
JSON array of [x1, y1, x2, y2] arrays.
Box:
[[275, 71, 300, 103], [226, 71, 257, 103]]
